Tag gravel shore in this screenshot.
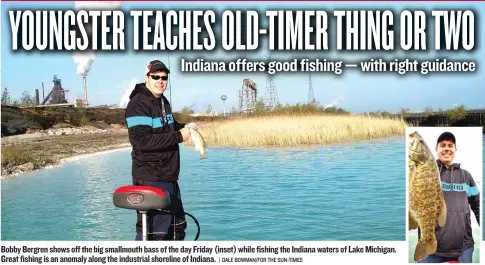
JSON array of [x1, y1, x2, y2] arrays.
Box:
[[1, 125, 131, 178]]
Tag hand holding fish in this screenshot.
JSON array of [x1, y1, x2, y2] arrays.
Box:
[[179, 127, 191, 142], [185, 122, 199, 130]]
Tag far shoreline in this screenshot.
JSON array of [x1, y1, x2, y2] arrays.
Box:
[[1, 143, 133, 179], [60, 144, 132, 164], [2, 134, 406, 179], [1, 127, 131, 179], [2, 113, 408, 178]]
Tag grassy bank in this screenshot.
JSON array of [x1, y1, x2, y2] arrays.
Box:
[[191, 114, 408, 147], [1, 108, 408, 176]]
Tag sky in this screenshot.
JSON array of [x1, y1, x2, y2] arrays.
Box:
[[1, 1, 484, 114]]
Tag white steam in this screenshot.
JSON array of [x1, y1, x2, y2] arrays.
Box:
[[73, 51, 96, 77], [118, 78, 139, 108], [324, 95, 344, 109], [323, 81, 345, 109], [72, 1, 122, 77]]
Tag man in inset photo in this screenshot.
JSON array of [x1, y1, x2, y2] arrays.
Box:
[[417, 131, 480, 263]]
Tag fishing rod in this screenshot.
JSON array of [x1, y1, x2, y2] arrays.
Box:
[[112, 53, 201, 241], [168, 50, 172, 104]]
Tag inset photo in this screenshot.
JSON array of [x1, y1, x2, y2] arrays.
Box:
[[406, 127, 482, 263]]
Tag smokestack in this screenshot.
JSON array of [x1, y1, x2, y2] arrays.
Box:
[[35, 89, 40, 105], [83, 76, 88, 107]]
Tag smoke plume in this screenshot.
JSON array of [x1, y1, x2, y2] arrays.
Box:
[[118, 78, 139, 108], [323, 95, 344, 109], [323, 81, 345, 109], [73, 51, 96, 77], [72, 1, 122, 77]]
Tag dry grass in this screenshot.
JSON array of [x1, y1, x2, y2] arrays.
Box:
[[190, 114, 408, 147], [1, 114, 407, 175]]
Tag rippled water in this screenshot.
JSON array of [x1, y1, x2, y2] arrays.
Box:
[[0, 136, 477, 242]]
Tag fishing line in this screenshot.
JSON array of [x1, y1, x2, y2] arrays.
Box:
[[167, 51, 200, 241], [168, 51, 172, 105], [173, 182, 176, 241], [157, 207, 200, 241]]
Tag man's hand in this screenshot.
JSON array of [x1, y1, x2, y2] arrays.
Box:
[[179, 128, 191, 142], [185, 122, 199, 130]]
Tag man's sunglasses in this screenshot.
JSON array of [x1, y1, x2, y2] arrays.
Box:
[[150, 75, 168, 81]]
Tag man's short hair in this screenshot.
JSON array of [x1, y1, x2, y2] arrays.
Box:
[[145, 60, 170, 75], [437, 131, 456, 146]]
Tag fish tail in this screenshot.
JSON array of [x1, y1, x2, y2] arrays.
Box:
[[414, 235, 437, 261]]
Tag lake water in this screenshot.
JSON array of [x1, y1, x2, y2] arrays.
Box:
[[1, 136, 483, 244]]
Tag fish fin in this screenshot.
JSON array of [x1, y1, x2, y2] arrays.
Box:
[[437, 198, 447, 227], [414, 236, 437, 262], [408, 211, 419, 230], [427, 236, 438, 254], [414, 241, 427, 261], [200, 153, 208, 160]]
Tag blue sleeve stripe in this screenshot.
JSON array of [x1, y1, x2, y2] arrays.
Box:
[[126, 116, 173, 128], [152, 118, 163, 128], [468, 186, 479, 197], [126, 116, 153, 128], [441, 181, 480, 197]]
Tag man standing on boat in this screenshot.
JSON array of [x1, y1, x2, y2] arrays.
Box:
[[124, 59, 198, 241]]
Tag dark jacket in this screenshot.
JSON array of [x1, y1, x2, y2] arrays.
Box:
[[125, 83, 185, 182], [424, 160, 480, 258]]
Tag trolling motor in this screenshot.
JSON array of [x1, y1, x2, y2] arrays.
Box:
[[113, 185, 200, 241]]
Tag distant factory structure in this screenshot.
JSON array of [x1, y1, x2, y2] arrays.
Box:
[[235, 54, 281, 114], [30, 75, 75, 108], [30, 75, 98, 109], [238, 78, 258, 114]]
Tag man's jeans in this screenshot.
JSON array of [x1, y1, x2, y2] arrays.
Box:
[[417, 247, 474, 263]]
